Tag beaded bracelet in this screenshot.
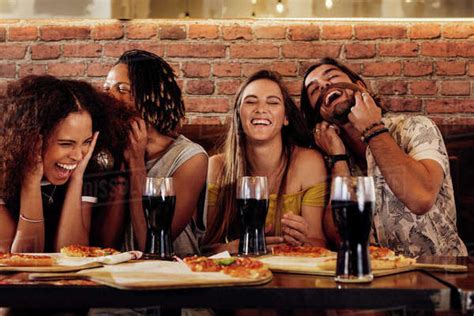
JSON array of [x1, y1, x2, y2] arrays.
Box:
[[19, 214, 44, 224], [362, 127, 389, 144], [361, 121, 385, 139]]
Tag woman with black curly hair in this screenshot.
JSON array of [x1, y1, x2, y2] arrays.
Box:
[[0, 75, 132, 253], [100, 50, 208, 256]]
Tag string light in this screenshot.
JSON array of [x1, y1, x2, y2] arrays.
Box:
[[276, 0, 285, 14], [325, 0, 334, 9]]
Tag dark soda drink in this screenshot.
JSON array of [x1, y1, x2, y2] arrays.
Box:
[[142, 195, 176, 259], [237, 198, 269, 256], [332, 200, 374, 280]]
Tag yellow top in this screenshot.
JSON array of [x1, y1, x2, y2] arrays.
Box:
[[207, 182, 327, 226]]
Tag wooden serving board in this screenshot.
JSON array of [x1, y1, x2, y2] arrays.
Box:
[[30, 260, 273, 290], [0, 259, 102, 273], [259, 255, 467, 277]]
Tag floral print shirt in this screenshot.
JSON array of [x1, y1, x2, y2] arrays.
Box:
[[366, 114, 467, 257]]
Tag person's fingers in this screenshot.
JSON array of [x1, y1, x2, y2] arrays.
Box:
[[283, 232, 303, 246], [328, 124, 340, 135], [362, 92, 377, 109], [129, 120, 140, 140], [265, 223, 273, 234], [354, 91, 364, 109], [138, 118, 147, 133], [266, 236, 284, 245]]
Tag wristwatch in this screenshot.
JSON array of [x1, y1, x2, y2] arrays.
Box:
[[324, 154, 349, 169]]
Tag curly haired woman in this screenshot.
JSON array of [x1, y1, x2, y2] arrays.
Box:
[[203, 70, 327, 254], [100, 50, 208, 257], [0, 75, 132, 253]]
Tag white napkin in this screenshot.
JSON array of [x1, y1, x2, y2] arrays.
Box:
[[99, 251, 143, 265], [209, 251, 231, 259]]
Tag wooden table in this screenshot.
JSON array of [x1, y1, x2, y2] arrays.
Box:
[[426, 256, 474, 313], [0, 269, 451, 312]]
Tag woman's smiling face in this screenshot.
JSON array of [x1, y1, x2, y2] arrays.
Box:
[[42, 111, 93, 185], [239, 78, 288, 143]]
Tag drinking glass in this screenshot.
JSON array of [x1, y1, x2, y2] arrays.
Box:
[[331, 176, 375, 283], [237, 176, 269, 256], [142, 177, 175, 259]]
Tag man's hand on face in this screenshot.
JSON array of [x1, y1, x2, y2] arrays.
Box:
[[347, 92, 382, 135], [313, 121, 346, 155]]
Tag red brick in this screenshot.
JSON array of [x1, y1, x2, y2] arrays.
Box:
[[0, 80, 9, 97], [421, 42, 458, 57], [184, 97, 229, 113], [426, 99, 474, 113], [182, 63, 211, 78], [104, 43, 164, 57], [159, 25, 186, 40], [63, 43, 102, 58], [40, 25, 90, 41], [87, 63, 113, 77], [19, 64, 46, 77], [283, 80, 301, 96], [288, 25, 319, 41], [0, 64, 15, 78], [429, 116, 474, 127], [254, 26, 286, 39], [0, 28, 5, 42], [216, 80, 241, 95], [375, 80, 407, 95], [345, 44, 375, 59], [273, 62, 297, 77], [362, 62, 401, 77], [0, 44, 27, 59], [184, 116, 225, 126], [441, 81, 471, 96], [188, 25, 219, 39], [469, 63, 474, 76], [379, 43, 418, 57], [409, 24, 441, 39], [48, 63, 85, 77], [443, 24, 474, 39], [436, 61, 466, 76], [8, 26, 37, 41], [91, 24, 123, 40], [213, 63, 241, 77], [185, 80, 214, 95], [381, 98, 422, 112], [168, 44, 225, 58], [355, 25, 406, 40], [230, 44, 279, 59], [456, 43, 474, 57], [126, 23, 156, 39], [31, 44, 61, 60], [321, 25, 352, 40], [242, 63, 271, 77], [403, 61, 432, 77], [282, 43, 341, 58], [409, 81, 437, 95], [222, 25, 252, 40]]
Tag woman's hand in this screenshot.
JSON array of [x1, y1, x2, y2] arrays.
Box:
[[281, 213, 310, 246], [71, 132, 99, 181], [124, 118, 148, 169], [313, 121, 346, 156], [25, 136, 44, 185]]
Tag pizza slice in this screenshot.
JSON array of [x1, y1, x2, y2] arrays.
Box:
[[0, 253, 56, 267], [183, 256, 271, 279], [271, 245, 335, 258], [60, 245, 120, 258]]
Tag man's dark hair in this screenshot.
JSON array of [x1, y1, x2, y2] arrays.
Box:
[[300, 57, 368, 129], [117, 49, 185, 135]]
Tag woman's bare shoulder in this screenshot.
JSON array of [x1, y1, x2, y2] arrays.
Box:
[[291, 146, 327, 184]]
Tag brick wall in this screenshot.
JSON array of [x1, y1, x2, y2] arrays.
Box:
[[0, 19, 473, 127]]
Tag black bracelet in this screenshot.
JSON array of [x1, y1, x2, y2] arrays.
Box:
[[362, 127, 389, 144], [361, 121, 385, 138]]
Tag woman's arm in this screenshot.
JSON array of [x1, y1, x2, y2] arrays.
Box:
[[0, 206, 18, 252], [170, 153, 208, 239]]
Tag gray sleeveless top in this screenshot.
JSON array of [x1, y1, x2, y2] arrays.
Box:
[[124, 135, 208, 257]]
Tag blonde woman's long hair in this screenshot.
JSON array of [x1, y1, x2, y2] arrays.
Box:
[[203, 70, 312, 245]]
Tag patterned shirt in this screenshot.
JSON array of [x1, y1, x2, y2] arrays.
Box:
[[366, 114, 467, 257]]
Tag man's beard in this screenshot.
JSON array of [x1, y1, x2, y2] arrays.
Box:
[[313, 82, 363, 125]]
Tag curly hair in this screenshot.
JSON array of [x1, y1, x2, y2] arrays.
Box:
[[116, 49, 185, 135], [203, 70, 312, 245], [0, 75, 136, 203]]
